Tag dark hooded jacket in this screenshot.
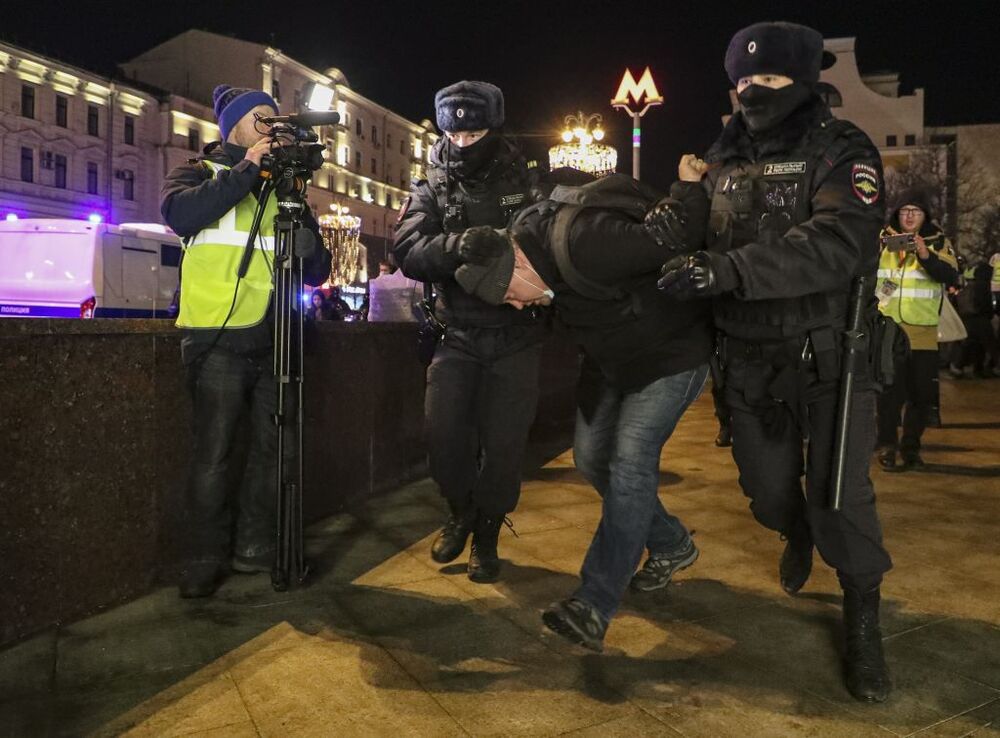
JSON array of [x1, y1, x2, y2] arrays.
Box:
[[511, 175, 712, 393], [161, 141, 330, 362], [392, 133, 542, 328]]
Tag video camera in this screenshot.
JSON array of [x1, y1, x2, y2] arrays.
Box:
[[254, 111, 340, 198]]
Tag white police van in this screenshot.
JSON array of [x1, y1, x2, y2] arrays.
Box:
[[0, 219, 182, 318]]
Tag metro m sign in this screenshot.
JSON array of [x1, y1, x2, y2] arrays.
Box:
[[611, 67, 663, 117]]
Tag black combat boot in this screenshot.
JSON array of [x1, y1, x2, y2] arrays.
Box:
[[467, 513, 505, 583], [843, 587, 892, 703], [715, 419, 733, 448], [779, 522, 813, 595], [179, 560, 225, 599], [431, 498, 476, 564]]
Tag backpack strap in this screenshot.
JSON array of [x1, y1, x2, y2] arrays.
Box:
[[550, 205, 626, 302]]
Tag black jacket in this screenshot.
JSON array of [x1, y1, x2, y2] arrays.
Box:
[[512, 180, 713, 393], [393, 135, 541, 329], [161, 141, 330, 360], [675, 97, 887, 341]]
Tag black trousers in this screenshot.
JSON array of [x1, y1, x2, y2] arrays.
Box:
[[425, 326, 542, 516], [876, 349, 938, 457], [959, 314, 1000, 371], [185, 348, 293, 563], [724, 356, 892, 590]]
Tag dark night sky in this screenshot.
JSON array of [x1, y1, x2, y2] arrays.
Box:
[[5, 0, 997, 191]]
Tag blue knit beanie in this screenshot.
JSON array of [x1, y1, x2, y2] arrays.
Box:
[[213, 85, 278, 142]]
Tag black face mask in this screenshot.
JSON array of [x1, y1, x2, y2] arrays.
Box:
[[737, 82, 813, 134], [445, 131, 500, 174]]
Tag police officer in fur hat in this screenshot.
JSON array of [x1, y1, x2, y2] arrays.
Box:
[[659, 22, 893, 702], [393, 81, 545, 583]]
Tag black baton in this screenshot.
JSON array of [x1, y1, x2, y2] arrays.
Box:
[[830, 275, 869, 511]]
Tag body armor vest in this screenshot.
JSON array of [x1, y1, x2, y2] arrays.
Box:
[[425, 160, 538, 327], [708, 119, 852, 341]]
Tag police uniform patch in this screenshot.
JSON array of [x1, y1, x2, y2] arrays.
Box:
[[395, 195, 411, 224], [499, 193, 527, 208], [763, 161, 807, 176], [851, 163, 880, 204]]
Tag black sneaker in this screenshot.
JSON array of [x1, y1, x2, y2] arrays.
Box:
[[715, 422, 733, 448], [876, 446, 897, 471], [542, 598, 608, 653], [630, 539, 700, 592]]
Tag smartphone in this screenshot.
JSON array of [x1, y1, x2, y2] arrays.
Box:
[[880, 233, 916, 251]]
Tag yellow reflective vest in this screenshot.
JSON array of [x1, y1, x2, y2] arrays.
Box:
[[176, 161, 278, 329], [876, 228, 947, 328]]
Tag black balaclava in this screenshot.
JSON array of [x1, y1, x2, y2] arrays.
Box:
[[445, 130, 501, 176], [737, 81, 813, 134]]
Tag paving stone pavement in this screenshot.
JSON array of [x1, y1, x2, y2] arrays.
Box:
[[1, 375, 998, 737]]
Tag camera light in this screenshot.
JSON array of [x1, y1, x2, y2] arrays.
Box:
[[306, 84, 335, 112], [88, 213, 103, 224], [5, 213, 18, 221]]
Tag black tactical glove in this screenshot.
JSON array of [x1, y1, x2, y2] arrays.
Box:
[[658, 251, 740, 299], [643, 197, 688, 251], [457, 226, 508, 265]]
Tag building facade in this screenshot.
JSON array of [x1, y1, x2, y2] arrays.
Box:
[[0, 42, 162, 224], [120, 29, 437, 260]]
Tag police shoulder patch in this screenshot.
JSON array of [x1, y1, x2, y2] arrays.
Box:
[[851, 163, 880, 204]]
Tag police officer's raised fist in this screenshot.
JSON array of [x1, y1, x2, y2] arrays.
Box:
[[679, 154, 708, 182], [658, 251, 740, 299], [458, 226, 509, 265], [644, 197, 688, 251]]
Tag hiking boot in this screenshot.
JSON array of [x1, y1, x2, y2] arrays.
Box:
[[630, 539, 700, 592], [779, 524, 813, 595], [431, 499, 476, 564], [843, 587, 892, 703], [467, 513, 507, 583], [179, 560, 225, 599], [542, 598, 608, 653]]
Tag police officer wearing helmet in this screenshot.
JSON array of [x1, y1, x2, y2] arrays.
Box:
[[161, 84, 330, 599], [393, 81, 545, 583], [660, 23, 893, 702]]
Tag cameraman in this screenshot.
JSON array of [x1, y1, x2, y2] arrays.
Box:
[[161, 84, 330, 598], [393, 81, 545, 584], [875, 188, 957, 472]]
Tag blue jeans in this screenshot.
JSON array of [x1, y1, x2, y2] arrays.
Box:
[[573, 364, 708, 622]]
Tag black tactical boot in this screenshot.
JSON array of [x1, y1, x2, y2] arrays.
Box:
[[715, 420, 733, 448], [431, 499, 476, 564], [779, 523, 813, 595], [876, 446, 897, 471], [179, 560, 225, 599], [843, 587, 892, 703], [467, 513, 505, 583]]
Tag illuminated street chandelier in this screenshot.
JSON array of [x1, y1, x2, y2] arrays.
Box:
[[318, 204, 365, 287], [548, 112, 617, 177]]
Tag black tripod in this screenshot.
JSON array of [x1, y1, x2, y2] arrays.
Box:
[[241, 176, 315, 591]]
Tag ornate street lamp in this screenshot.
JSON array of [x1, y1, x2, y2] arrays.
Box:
[[548, 111, 618, 178], [318, 203, 365, 287]]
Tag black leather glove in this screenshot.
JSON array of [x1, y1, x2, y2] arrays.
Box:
[[457, 226, 508, 265], [658, 251, 740, 299], [643, 197, 687, 251]]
